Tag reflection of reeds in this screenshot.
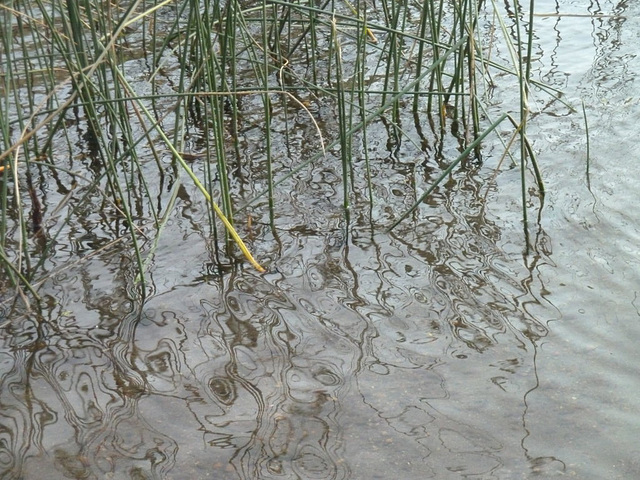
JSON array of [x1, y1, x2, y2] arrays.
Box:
[[0, 0, 568, 303]]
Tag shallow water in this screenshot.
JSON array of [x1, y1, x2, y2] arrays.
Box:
[[2, 1, 640, 479]]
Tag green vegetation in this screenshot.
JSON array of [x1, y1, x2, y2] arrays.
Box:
[[1, 0, 562, 307]]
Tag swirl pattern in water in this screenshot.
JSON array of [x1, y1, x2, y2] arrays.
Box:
[[0, 193, 558, 479]]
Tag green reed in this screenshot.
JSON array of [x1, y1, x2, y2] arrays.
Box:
[[0, 0, 569, 306]]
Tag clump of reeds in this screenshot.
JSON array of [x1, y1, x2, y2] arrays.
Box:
[[0, 0, 567, 307]]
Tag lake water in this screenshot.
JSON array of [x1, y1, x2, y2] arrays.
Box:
[[1, 1, 639, 479]]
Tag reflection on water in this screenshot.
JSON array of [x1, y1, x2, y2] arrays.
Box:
[[3, 1, 640, 479], [0, 193, 558, 479]]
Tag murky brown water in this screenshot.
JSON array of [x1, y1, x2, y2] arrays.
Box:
[[2, 1, 640, 479]]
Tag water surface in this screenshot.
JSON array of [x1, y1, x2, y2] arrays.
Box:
[[2, 1, 640, 479]]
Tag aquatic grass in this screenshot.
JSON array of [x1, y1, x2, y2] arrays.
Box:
[[332, 16, 352, 214], [0, 0, 576, 305], [239, 34, 470, 211], [511, 0, 534, 233], [261, 0, 275, 216], [0, 0, 269, 301]]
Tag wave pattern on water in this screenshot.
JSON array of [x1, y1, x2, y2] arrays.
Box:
[[0, 205, 555, 479]]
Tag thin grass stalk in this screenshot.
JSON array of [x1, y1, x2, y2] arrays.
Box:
[[446, 1, 463, 121], [14, 153, 31, 279], [211, 78, 234, 228], [261, 1, 275, 214], [354, 0, 374, 210], [454, 41, 467, 128], [108, 78, 147, 224], [426, 0, 445, 117], [65, 0, 88, 70], [523, 0, 535, 82], [220, 0, 240, 148], [466, 0, 481, 148], [449, 0, 478, 143], [200, 103, 218, 233], [380, 0, 401, 120], [190, 2, 222, 234], [456, 0, 469, 131], [171, 4, 190, 152], [413, 2, 431, 114], [346, 4, 358, 197], [498, 114, 542, 193], [269, 1, 287, 53], [309, 3, 319, 88], [1, 7, 15, 258], [511, 0, 531, 231], [521, 0, 544, 195], [14, 13, 42, 152], [332, 16, 351, 214]]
